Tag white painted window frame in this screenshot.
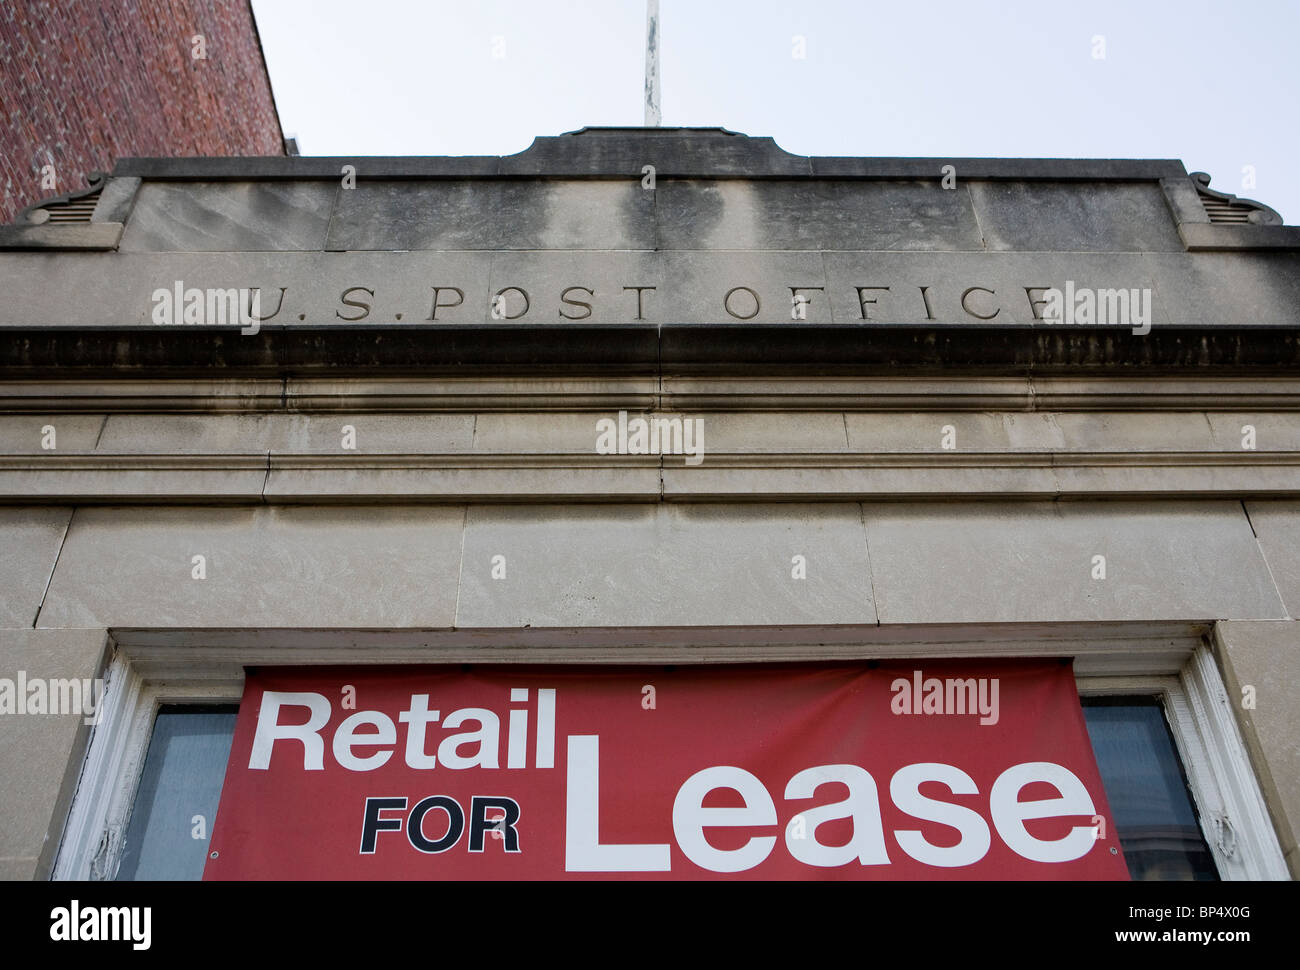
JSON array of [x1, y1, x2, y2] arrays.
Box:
[[52, 658, 242, 881], [55, 636, 1289, 880], [1076, 647, 1289, 880]]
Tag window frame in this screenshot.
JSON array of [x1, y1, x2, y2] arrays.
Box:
[[54, 629, 1289, 880], [53, 661, 242, 880], [1075, 646, 1289, 880]]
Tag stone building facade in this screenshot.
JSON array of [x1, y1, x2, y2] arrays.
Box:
[[0, 127, 1296, 880]]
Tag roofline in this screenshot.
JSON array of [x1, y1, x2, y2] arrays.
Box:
[[109, 128, 1188, 181], [110, 155, 1188, 181]]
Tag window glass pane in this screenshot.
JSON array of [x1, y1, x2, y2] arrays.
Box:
[[115, 705, 237, 880], [1081, 697, 1218, 881]]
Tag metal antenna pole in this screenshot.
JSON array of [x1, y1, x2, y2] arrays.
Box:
[[645, 0, 661, 126]]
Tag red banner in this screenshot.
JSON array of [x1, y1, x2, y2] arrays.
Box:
[[204, 660, 1128, 879]]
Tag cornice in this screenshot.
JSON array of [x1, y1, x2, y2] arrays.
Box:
[[2, 449, 1296, 504], [5, 376, 1300, 413]]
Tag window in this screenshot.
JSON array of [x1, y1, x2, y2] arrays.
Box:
[[1082, 697, 1218, 880], [114, 705, 237, 881]]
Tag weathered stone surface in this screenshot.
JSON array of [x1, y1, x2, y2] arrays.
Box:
[[0, 251, 498, 328], [97, 413, 476, 454], [968, 181, 1185, 252], [470, 412, 615, 453], [659, 251, 832, 324], [95, 413, 272, 454], [0, 415, 104, 453], [1159, 177, 1211, 225], [110, 133, 1187, 182], [497, 128, 810, 177], [118, 182, 335, 252], [662, 457, 1300, 502], [456, 504, 874, 627], [818, 250, 1174, 326], [863, 501, 1286, 624], [0, 859, 37, 880], [264, 461, 660, 502], [682, 412, 849, 453], [484, 252, 664, 325], [0, 461, 268, 503], [0, 223, 122, 250], [0, 628, 108, 879], [656, 179, 983, 251], [282, 376, 659, 411], [1243, 502, 1300, 617], [114, 156, 499, 179], [662, 462, 1064, 500], [326, 180, 654, 252], [846, 413, 1027, 452], [90, 176, 140, 224], [36, 506, 465, 628], [1206, 413, 1300, 452], [1180, 224, 1300, 251], [4, 247, 1300, 331], [1150, 252, 1300, 327], [808, 157, 1187, 180], [0, 508, 72, 627], [1048, 412, 1218, 452], [476, 408, 826, 458]]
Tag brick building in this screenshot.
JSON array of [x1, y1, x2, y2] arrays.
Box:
[[0, 0, 283, 223]]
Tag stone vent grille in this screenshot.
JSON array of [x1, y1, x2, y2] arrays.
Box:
[[36, 188, 101, 224], [1189, 172, 1283, 226], [1198, 191, 1254, 224], [16, 174, 107, 226]]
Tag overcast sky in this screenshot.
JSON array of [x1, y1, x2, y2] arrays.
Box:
[[251, 0, 1299, 222]]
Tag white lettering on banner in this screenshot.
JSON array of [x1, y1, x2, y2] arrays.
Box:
[[437, 708, 500, 769], [250, 691, 331, 769], [565, 735, 671, 871], [890, 763, 992, 867], [333, 710, 397, 771], [249, 687, 1102, 873], [398, 693, 440, 769], [250, 688, 556, 771], [784, 764, 891, 867], [673, 765, 778, 872], [990, 761, 1098, 862]]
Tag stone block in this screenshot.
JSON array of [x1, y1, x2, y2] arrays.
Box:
[[656, 179, 983, 251], [864, 501, 1285, 624], [0, 508, 73, 627], [968, 181, 1184, 252], [0, 628, 108, 879], [0, 415, 104, 454], [660, 251, 831, 324], [326, 180, 654, 251], [118, 182, 335, 252], [456, 503, 875, 627], [1242, 502, 1300, 617], [36, 506, 465, 628]]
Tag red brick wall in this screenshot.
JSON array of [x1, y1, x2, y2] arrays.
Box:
[[1, 0, 284, 222]]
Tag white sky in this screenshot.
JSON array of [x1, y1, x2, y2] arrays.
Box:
[[251, 0, 1299, 222]]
